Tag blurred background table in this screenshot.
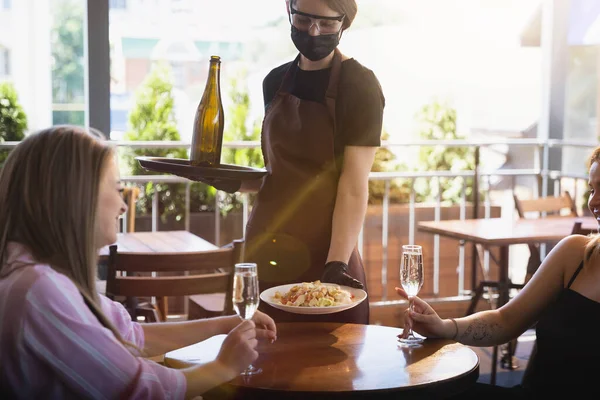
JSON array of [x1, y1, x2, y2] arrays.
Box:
[[99, 230, 217, 256]]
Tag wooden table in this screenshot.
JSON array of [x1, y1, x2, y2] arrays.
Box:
[[418, 216, 597, 309], [417, 215, 596, 382], [98, 230, 218, 319], [100, 230, 217, 256], [418, 216, 597, 248], [165, 322, 479, 399]]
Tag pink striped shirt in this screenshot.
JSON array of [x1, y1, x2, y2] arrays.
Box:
[[0, 242, 186, 399]]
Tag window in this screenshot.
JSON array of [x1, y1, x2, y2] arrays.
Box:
[[562, 2, 600, 175], [170, 62, 185, 89], [2, 0, 11, 10], [109, 0, 127, 10], [51, 0, 86, 127], [0, 48, 9, 76]]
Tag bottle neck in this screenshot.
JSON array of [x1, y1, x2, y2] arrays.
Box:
[[208, 62, 221, 87]]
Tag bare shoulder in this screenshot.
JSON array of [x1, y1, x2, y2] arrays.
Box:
[[548, 234, 588, 270], [558, 233, 591, 253]]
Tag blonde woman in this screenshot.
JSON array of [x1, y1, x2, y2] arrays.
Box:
[[396, 147, 600, 398], [0, 126, 277, 399]]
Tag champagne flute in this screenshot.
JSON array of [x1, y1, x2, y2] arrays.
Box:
[[398, 244, 424, 346], [232, 262, 262, 376]]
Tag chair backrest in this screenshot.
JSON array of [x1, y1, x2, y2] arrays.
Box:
[[513, 191, 577, 219], [571, 221, 597, 236], [106, 238, 244, 316], [122, 187, 140, 232], [514, 191, 578, 284]]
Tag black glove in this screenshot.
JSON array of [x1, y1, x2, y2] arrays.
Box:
[[321, 261, 364, 289]]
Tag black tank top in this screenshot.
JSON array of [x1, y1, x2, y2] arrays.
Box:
[[524, 261, 600, 395]]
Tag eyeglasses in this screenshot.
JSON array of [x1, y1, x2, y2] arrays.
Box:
[[289, 5, 345, 35]]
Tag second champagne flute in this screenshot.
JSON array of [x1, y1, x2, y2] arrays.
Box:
[[398, 244, 424, 346], [232, 262, 262, 375]]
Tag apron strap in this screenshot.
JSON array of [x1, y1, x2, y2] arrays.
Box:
[[325, 48, 342, 140], [275, 49, 343, 167], [278, 53, 302, 95]]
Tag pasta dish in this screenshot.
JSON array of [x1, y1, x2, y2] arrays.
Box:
[[272, 280, 354, 307]]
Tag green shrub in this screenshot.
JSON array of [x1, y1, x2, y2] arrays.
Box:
[[368, 131, 411, 204], [0, 82, 28, 166], [123, 63, 265, 221], [414, 101, 475, 205], [219, 69, 264, 215], [369, 101, 475, 206], [121, 62, 197, 222]]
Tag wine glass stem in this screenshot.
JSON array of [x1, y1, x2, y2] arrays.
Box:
[[244, 316, 256, 373], [408, 297, 414, 337]]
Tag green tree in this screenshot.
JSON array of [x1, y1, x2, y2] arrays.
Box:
[[51, 0, 85, 125], [122, 62, 197, 222], [123, 63, 267, 223], [368, 131, 411, 204], [414, 101, 475, 204], [222, 72, 264, 168], [0, 82, 28, 166], [218, 69, 265, 215]]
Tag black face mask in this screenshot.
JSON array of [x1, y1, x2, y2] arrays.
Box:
[[291, 25, 340, 62]]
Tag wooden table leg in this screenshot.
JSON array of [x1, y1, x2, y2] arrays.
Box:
[[466, 283, 483, 316], [157, 297, 169, 322], [491, 345, 498, 386], [497, 246, 510, 307], [495, 245, 519, 374]]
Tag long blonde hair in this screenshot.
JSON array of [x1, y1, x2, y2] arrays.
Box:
[[584, 146, 600, 264], [0, 125, 135, 351]]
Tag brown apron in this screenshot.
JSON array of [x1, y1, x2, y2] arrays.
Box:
[[244, 49, 369, 324]]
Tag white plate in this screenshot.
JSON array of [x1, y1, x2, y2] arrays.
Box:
[[260, 283, 367, 315]]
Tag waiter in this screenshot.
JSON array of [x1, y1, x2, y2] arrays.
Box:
[[202, 0, 384, 324]]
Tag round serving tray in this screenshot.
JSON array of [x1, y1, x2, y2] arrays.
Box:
[[136, 156, 267, 181]]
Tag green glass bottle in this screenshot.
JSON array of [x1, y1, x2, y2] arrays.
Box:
[[191, 55, 224, 166]]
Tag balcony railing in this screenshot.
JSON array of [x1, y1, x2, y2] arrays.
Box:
[[2, 138, 595, 306]]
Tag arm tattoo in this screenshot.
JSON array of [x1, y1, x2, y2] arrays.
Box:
[[460, 318, 501, 342]]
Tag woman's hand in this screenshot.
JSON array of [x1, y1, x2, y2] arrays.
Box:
[[251, 310, 277, 342], [215, 320, 260, 376], [395, 287, 446, 339]]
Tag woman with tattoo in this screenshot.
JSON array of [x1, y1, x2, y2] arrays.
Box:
[[396, 148, 600, 398]]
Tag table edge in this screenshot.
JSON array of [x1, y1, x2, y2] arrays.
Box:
[[165, 323, 481, 395]]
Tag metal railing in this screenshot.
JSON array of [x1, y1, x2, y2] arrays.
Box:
[[1, 138, 596, 305]]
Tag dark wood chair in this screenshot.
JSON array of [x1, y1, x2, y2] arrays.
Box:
[[106, 239, 243, 322]]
